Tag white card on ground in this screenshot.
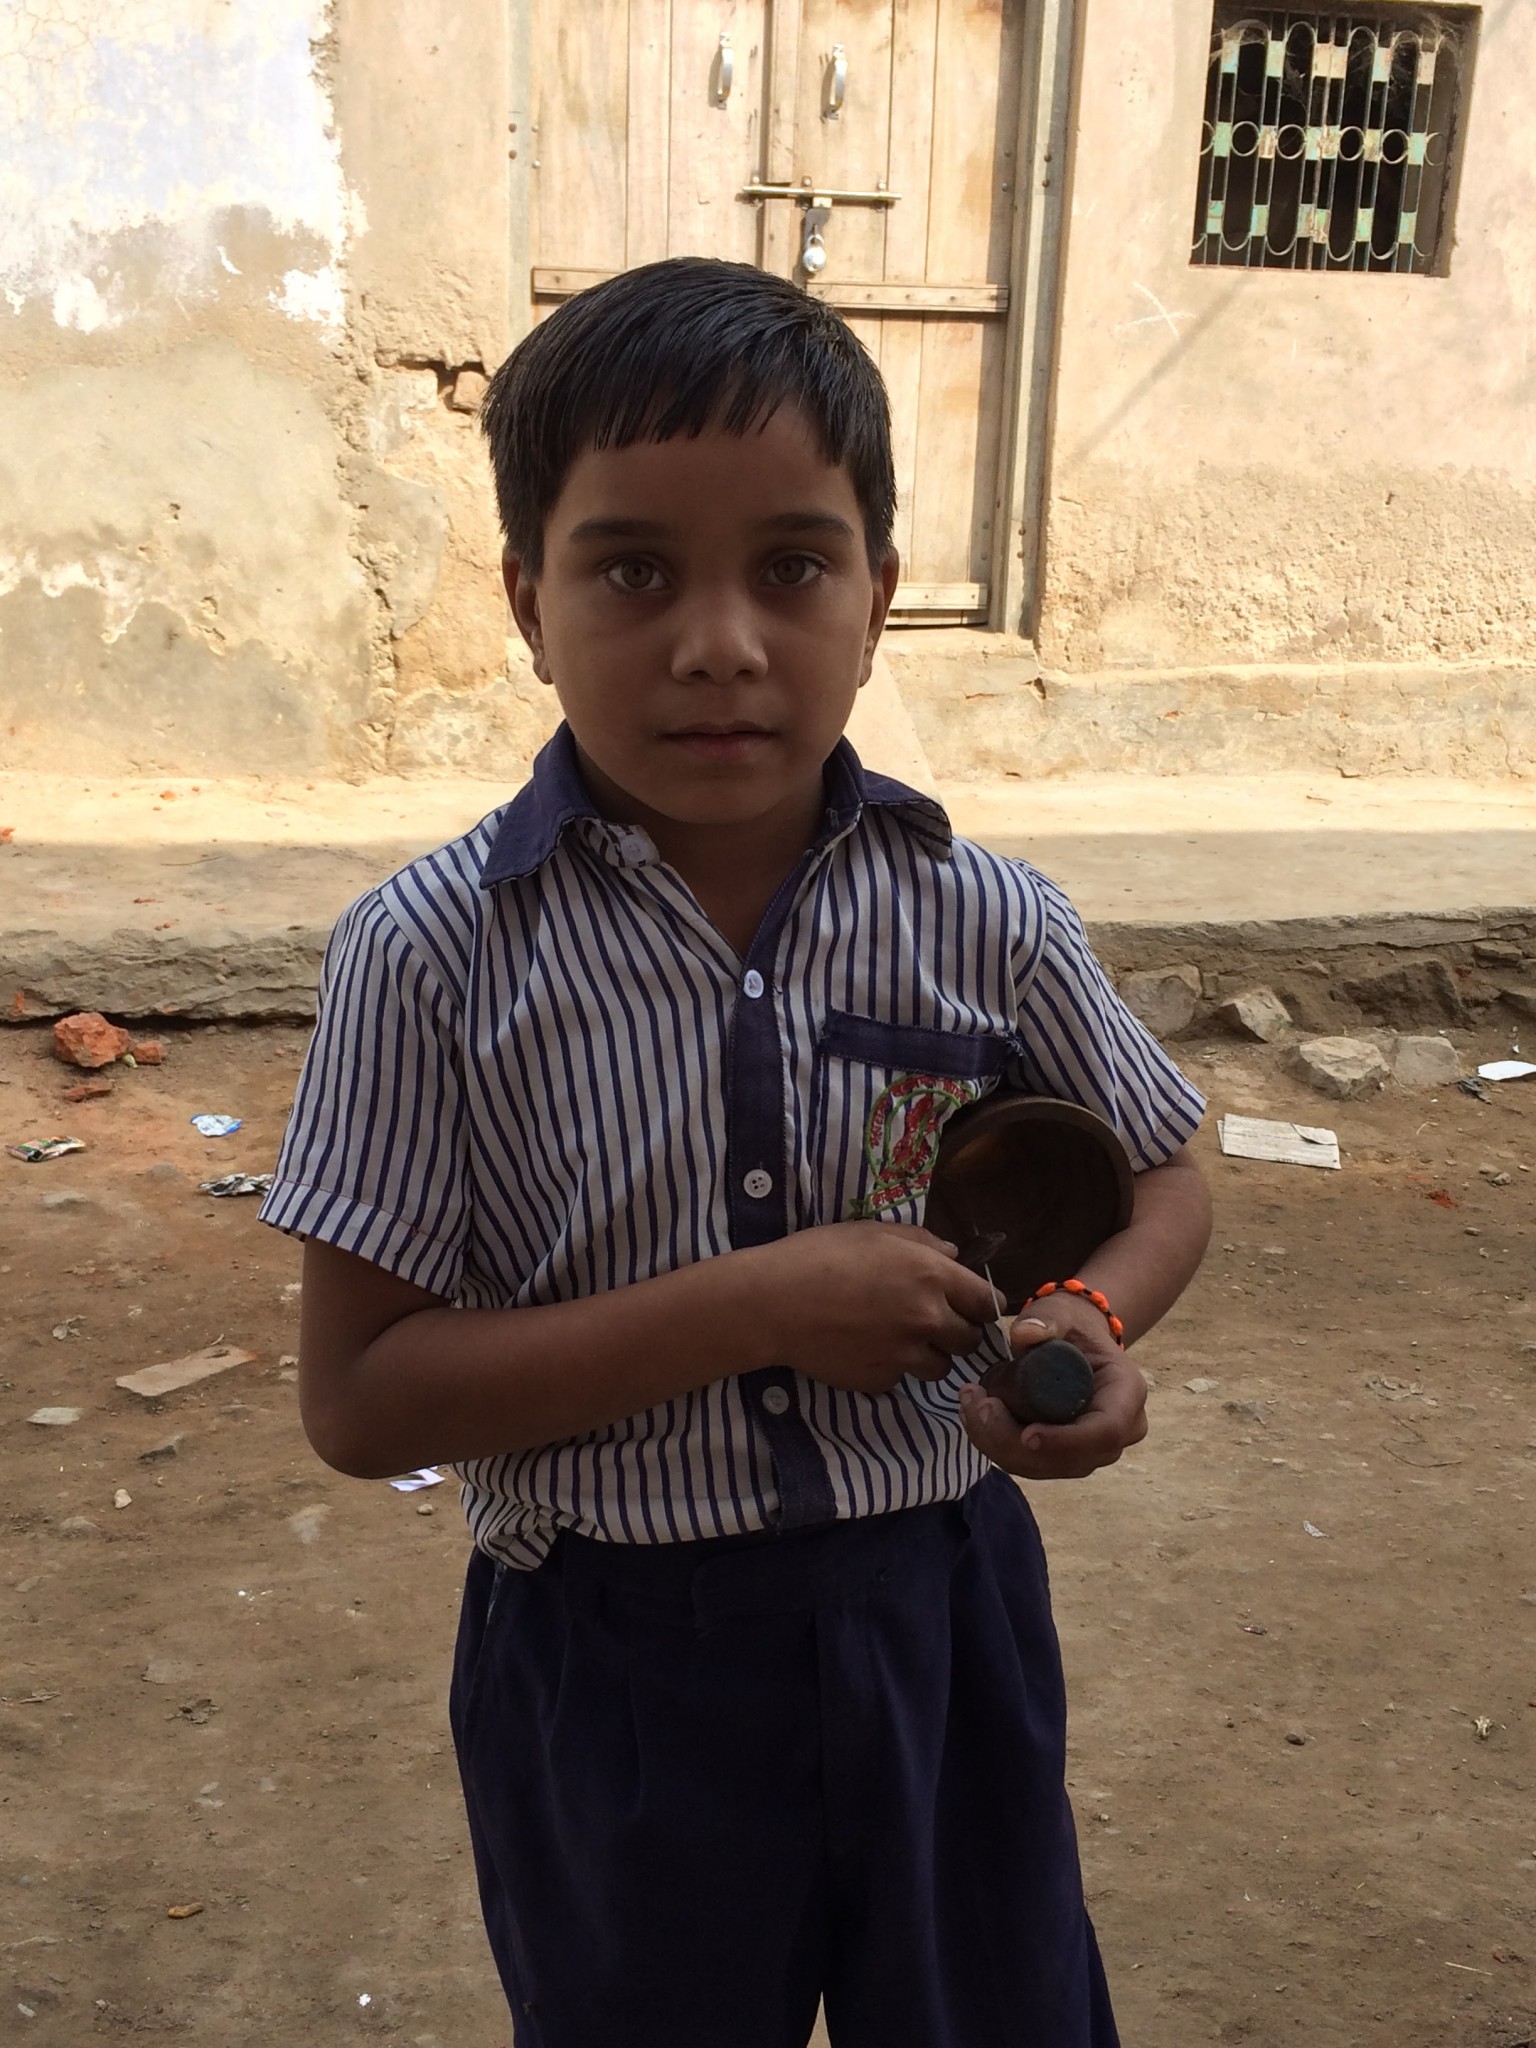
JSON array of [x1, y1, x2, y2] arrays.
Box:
[[1217, 1115, 1341, 1170], [1478, 1059, 1536, 1082], [389, 1467, 446, 1492]]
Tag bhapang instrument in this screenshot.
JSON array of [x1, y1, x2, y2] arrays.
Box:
[[925, 1094, 1136, 1429]]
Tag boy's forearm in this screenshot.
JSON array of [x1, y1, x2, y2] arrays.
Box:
[[1071, 1149, 1212, 1345], [303, 1250, 779, 1479]]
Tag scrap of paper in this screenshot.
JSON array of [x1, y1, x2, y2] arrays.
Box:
[[1217, 1115, 1341, 1170], [1477, 1059, 1536, 1083], [389, 1468, 446, 1493]]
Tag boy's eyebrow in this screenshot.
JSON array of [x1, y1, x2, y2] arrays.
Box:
[[564, 511, 858, 544]]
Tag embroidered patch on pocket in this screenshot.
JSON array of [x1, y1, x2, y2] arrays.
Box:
[[851, 1072, 983, 1218]]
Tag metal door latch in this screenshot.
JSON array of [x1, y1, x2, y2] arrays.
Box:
[[738, 184, 900, 206], [737, 183, 900, 280]]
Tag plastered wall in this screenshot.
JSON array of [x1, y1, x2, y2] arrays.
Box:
[[1, 1, 1530, 782], [1040, 0, 1536, 720], [0, 0, 556, 779]]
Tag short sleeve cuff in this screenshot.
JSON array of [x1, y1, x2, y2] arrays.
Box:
[[258, 1178, 465, 1298]]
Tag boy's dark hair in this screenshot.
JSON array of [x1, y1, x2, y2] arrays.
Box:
[[480, 257, 895, 573]]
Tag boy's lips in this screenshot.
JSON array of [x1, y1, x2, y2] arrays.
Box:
[[663, 722, 774, 739], [661, 723, 777, 759]]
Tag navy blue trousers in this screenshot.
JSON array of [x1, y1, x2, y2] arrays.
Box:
[[449, 1470, 1120, 2048]]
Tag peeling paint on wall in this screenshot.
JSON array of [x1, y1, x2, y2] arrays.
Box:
[[0, 0, 358, 328]]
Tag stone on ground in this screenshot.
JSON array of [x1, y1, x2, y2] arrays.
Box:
[[1216, 987, 1291, 1043], [1343, 959, 1466, 1026], [1500, 985, 1536, 1020], [1291, 1036, 1389, 1099], [52, 1010, 131, 1069], [1118, 965, 1200, 1040], [1390, 1035, 1461, 1088]]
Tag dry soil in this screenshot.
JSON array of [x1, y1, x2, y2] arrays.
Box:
[[1, 1022, 1533, 2047]]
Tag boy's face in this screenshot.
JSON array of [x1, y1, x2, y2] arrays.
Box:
[[505, 404, 899, 840]]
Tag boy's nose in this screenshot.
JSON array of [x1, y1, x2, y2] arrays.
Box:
[[667, 587, 770, 684]]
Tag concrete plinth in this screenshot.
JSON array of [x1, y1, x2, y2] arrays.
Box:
[[1, 769, 1532, 1027]]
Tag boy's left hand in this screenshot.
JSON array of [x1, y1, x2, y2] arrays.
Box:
[[956, 1306, 1148, 1481]]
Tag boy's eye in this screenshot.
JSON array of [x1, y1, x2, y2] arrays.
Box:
[[765, 554, 824, 589], [604, 558, 666, 594]]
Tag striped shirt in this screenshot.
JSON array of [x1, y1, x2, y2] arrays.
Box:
[[261, 725, 1204, 1568]]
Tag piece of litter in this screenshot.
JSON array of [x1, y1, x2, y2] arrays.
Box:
[[1458, 1077, 1493, 1102], [389, 1468, 446, 1493], [1217, 1116, 1340, 1170], [51, 1316, 83, 1341], [1302, 1520, 1329, 1538], [1478, 1060, 1536, 1083], [358, 1993, 372, 2007], [8, 1137, 86, 1162], [116, 1343, 255, 1400], [28, 1406, 81, 1427], [114, 1488, 132, 1510], [190, 1114, 242, 1137], [1474, 1715, 1493, 1740], [1241, 1622, 1268, 1636], [278, 1354, 298, 1368], [198, 1172, 273, 1198], [1183, 1377, 1218, 1394], [166, 1902, 204, 1920]]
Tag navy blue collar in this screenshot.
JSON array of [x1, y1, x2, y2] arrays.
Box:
[[477, 722, 951, 886]]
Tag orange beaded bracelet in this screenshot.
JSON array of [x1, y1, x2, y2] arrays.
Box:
[[1024, 1278, 1126, 1348]]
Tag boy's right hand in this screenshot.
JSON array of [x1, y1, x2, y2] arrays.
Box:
[[748, 1221, 1001, 1395]]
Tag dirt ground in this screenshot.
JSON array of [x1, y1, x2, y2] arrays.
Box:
[[1, 1020, 1533, 2048]]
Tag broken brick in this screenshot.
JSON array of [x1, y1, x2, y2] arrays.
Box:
[[63, 1079, 114, 1103], [52, 1011, 132, 1070]]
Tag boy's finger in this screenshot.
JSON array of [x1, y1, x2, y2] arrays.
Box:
[[958, 1385, 1141, 1479], [1084, 1355, 1150, 1442], [943, 1262, 1007, 1323]]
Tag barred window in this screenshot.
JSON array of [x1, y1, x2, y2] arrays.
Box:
[[1192, 8, 1477, 273]]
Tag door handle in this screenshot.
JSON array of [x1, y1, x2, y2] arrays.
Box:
[[712, 32, 733, 106], [825, 44, 847, 119]]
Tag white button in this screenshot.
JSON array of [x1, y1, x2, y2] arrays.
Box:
[[761, 1386, 791, 1417], [617, 832, 650, 865], [742, 969, 765, 999], [742, 1168, 773, 1200]]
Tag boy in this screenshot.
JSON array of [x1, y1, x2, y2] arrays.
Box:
[[262, 257, 1210, 2046]]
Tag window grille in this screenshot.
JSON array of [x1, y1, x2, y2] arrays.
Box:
[[1191, 8, 1476, 272]]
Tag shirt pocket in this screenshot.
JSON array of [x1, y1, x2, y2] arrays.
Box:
[[811, 1010, 1018, 1229]]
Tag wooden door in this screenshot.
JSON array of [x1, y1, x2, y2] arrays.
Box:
[[528, 2, 1026, 624]]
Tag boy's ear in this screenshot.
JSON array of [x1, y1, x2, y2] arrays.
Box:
[[503, 549, 553, 685], [858, 551, 902, 686]]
